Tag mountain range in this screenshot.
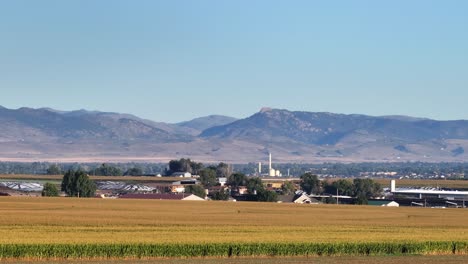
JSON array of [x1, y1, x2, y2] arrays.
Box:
[[1, 106, 467, 163]]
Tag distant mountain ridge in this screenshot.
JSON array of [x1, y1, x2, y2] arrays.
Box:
[[177, 115, 238, 133], [1, 106, 467, 163]]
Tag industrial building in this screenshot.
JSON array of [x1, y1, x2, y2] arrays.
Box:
[[390, 180, 468, 200], [258, 153, 281, 177]]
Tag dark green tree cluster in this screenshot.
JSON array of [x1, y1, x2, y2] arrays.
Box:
[[46, 164, 62, 175], [215, 162, 233, 178], [246, 176, 278, 202], [227, 173, 247, 189], [41, 182, 59, 197], [166, 159, 232, 178], [300, 174, 382, 204], [257, 188, 279, 202], [281, 181, 296, 195], [89, 164, 122, 176], [61, 170, 96, 197], [323, 179, 354, 196], [199, 167, 217, 188], [166, 158, 203, 175], [352, 178, 382, 204], [211, 187, 230, 200], [300, 173, 321, 194], [123, 167, 143, 176]]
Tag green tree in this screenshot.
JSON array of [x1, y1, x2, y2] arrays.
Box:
[[46, 164, 62, 175], [211, 187, 230, 200], [185, 185, 206, 199], [300, 173, 321, 195], [257, 189, 278, 202], [61, 170, 96, 197], [90, 164, 122, 176], [190, 162, 204, 175], [227, 173, 247, 189], [324, 179, 354, 196], [216, 162, 233, 178], [199, 168, 217, 188], [42, 182, 59, 197], [281, 181, 296, 195], [167, 158, 204, 175], [124, 167, 143, 176], [246, 177, 264, 194], [353, 178, 382, 204]]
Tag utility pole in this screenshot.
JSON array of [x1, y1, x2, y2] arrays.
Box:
[[336, 189, 339, 205]]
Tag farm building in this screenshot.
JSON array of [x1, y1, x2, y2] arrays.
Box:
[[218, 177, 227, 186], [368, 200, 400, 207], [293, 193, 319, 204], [119, 193, 205, 201], [390, 180, 468, 200], [171, 172, 192, 178]]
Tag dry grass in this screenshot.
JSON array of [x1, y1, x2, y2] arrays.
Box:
[[0, 197, 467, 245]]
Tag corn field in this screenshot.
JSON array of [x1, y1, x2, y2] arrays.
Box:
[[0, 242, 467, 260]]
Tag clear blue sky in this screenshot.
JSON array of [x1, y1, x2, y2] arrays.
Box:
[[1, 1, 467, 122]]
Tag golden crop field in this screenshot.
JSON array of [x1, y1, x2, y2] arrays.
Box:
[[0, 197, 467, 245]]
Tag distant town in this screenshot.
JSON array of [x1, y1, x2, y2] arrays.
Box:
[[1, 154, 467, 208]]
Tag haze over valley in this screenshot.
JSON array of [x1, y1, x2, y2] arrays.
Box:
[[1, 106, 467, 163]]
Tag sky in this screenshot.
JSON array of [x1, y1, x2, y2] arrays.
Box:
[[1, 0, 467, 122]]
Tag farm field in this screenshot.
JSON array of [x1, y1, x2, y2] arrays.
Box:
[[6, 255, 468, 264], [0, 197, 467, 245]]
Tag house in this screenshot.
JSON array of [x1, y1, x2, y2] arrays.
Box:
[[368, 200, 400, 207], [237, 186, 248, 195], [276, 194, 295, 203], [171, 179, 200, 193], [171, 172, 192, 178], [293, 193, 319, 204], [266, 182, 283, 189], [218, 177, 227, 186], [171, 184, 185, 193], [119, 193, 205, 201]]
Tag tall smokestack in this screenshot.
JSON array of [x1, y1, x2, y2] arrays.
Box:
[[390, 180, 396, 192], [269, 153, 272, 172], [258, 162, 262, 175]]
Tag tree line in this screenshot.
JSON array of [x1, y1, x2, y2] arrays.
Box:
[[1, 161, 468, 179], [41, 159, 383, 204], [300, 173, 382, 204]]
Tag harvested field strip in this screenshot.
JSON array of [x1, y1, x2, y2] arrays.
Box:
[[0, 242, 467, 260]]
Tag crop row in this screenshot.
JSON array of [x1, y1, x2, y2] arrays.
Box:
[[0, 241, 466, 260]]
